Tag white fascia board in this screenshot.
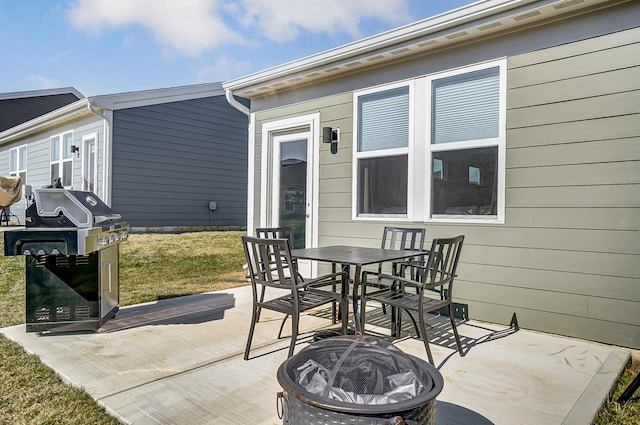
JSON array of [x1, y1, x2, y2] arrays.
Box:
[[223, 0, 538, 90], [0, 87, 84, 101], [89, 82, 225, 111], [0, 99, 90, 145]]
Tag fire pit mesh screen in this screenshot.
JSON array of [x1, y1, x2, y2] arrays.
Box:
[[277, 334, 443, 424]]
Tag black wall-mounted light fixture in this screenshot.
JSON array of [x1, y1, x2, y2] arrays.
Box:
[[322, 127, 339, 154], [71, 145, 80, 158]]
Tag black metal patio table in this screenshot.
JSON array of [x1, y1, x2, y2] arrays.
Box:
[[289, 245, 425, 334]]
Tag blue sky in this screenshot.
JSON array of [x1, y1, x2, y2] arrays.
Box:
[[1, 0, 475, 97]]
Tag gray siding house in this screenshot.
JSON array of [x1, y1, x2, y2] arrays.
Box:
[[0, 83, 248, 231], [223, 0, 639, 348]]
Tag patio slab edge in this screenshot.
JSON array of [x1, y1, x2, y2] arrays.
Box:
[[561, 347, 630, 425]]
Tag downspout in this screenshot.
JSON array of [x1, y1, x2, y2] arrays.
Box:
[[225, 89, 250, 116], [87, 98, 113, 206], [225, 89, 254, 235]]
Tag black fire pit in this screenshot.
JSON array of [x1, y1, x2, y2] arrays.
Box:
[[277, 334, 443, 425]]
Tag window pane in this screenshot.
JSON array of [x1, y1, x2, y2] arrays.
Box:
[[51, 163, 60, 181], [10, 149, 17, 172], [62, 161, 72, 186], [279, 140, 307, 249], [51, 136, 60, 161], [83, 139, 96, 192], [63, 133, 73, 159], [431, 147, 497, 216], [432, 67, 499, 144], [19, 146, 26, 169], [358, 155, 407, 214], [358, 86, 409, 152]]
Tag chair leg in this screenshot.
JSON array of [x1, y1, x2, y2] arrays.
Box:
[[448, 305, 465, 357], [244, 304, 259, 360], [418, 311, 435, 365], [256, 286, 266, 322], [288, 313, 299, 358], [278, 315, 289, 339]]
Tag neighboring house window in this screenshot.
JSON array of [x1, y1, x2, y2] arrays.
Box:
[[9, 145, 27, 183], [428, 64, 504, 220], [50, 131, 74, 187], [354, 83, 411, 218]]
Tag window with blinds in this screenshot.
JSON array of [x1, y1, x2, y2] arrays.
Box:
[[429, 65, 502, 219], [352, 59, 505, 222], [432, 67, 500, 144], [355, 84, 410, 216], [358, 86, 409, 152]]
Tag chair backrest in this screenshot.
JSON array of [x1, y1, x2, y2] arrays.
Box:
[[256, 227, 295, 247], [381, 227, 426, 251], [422, 235, 464, 299], [380, 227, 426, 275], [242, 235, 299, 290]]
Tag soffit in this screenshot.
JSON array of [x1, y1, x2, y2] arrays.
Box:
[[224, 0, 622, 98]]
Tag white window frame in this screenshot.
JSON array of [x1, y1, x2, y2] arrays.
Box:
[[81, 133, 98, 193], [9, 145, 27, 183], [424, 59, 506, 224], [352, 80, 415, 221], [50, 131, 74, 188], [350, 59, 506, 224]]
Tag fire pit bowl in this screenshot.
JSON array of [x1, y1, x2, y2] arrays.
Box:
[[276, 334, 443, 425]]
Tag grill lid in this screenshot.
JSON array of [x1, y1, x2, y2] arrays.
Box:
[[27, 189, 121, 228]]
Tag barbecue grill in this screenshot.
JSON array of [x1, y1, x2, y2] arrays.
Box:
[[3, 188, 129, 332]]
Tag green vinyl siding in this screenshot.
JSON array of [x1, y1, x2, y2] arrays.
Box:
[[251, 24, 640, 348], [478, 26, 640, 346]]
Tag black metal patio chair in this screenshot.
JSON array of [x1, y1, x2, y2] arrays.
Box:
[[361, 235, 465, 365], [363, 227, 427, 317], [242, 235, 347, 359]]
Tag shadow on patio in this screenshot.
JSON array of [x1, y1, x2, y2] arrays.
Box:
[[1, 285, 630, 425]]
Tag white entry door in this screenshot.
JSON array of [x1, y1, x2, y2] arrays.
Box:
[[270, 130, 314, 275], [261, 114, 320, 277]]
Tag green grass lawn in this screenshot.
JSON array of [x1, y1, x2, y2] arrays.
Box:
[[0, 230, 637, 424]]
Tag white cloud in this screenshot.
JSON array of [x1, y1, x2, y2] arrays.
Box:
[[67, 0, 411, 56], [233, 0, 411, 42], [68, 0, 244, 56], [24, 75, 58, 89], [195, 55, 253, 82]]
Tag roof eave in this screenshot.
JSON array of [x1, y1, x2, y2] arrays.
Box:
[[222, 0, 619, 96], [222, 0, 538, 91], [89, 82, 225, 110], [0, 99, 90, 145]]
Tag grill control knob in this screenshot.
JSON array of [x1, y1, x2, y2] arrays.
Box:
[[51, 249, 60, 255], [37, 250, 46, 256]]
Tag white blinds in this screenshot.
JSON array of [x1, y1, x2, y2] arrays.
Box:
[[358, 86, 409, 152], [432, 67, 499, 144]]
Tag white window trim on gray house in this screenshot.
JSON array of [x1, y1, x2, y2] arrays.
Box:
[[81, 132, 98, 194], [50, 130, 74, 188], [9, 144, 27, 183], [352, 58, 506, 224]]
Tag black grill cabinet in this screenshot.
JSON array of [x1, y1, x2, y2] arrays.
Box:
[[3, 188, 128, 332]]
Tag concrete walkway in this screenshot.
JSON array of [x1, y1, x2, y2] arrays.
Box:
[[1, 285, 630, 425]]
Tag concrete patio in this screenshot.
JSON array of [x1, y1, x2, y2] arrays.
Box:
[[1, 285, 631, 425]]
